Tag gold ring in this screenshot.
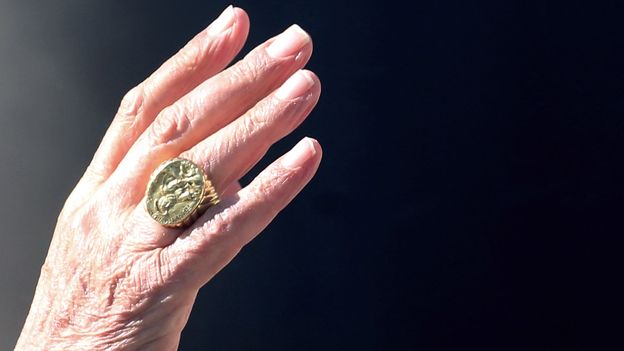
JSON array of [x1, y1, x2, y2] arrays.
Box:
[[145, 158, 219, 228]]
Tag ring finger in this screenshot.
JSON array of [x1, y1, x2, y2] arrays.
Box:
[[107, 24, 314, 207], [128, 69, 321, 248], [182, 69, 320, 194]]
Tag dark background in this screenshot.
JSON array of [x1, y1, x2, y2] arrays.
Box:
[[1, 0, 622, 350]]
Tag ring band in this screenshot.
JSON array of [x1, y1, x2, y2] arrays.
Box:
[[145, 158, 219, 228]]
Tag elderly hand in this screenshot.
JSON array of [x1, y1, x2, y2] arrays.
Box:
[[14, 6, 321, 351]]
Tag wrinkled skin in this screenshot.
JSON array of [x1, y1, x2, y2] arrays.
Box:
[[14, 6, 322, 351]]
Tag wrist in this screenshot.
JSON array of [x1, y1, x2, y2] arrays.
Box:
[[14, 292, 134, 351], [15, 320, 134, 351]]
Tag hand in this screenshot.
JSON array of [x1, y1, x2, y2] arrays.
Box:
[[14, 6, 321, 351]]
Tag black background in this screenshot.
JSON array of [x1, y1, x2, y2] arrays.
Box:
[[2, 0, 623, 349]]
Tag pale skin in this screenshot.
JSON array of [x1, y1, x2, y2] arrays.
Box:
[[14, 6, 322, 351]]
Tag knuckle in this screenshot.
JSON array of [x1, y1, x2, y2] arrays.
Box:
[[227, 53, 274, 86], [227, 62, 255, 86], [172, 32, 221, 75], [148, 105, 192, 146], [203, 216, 231, 238], [40, 259, 54, 281], [257, 98, 284, 121], [244, 105, 271, 132], [83, 163, 107, 183], [240, 99, 284, 136], [184, 217, 234, 256], [118, 85, 146, 118], [152, 248, 171, 286], [252, 168, 291, 200], [174, 44, 203, 74]]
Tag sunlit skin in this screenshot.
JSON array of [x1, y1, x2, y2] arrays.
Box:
[[14, 6, 322, 351]]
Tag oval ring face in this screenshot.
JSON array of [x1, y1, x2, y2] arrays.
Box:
[[146, 158, 206, 227]]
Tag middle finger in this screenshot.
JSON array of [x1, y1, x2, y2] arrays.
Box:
[[126, 70, 320, 249], [108, 25, 313, 206]]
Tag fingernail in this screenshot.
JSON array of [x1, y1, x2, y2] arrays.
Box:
[[282, 138, 317, 169], [208, 5, 236, 36], [266, 24, 310, 58], [275, 70, 315, 100]]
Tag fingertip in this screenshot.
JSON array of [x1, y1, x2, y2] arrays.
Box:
[[274, 69, 321, 101], [291, 24, 314, 53], [299, 70, 320, 87], [281, 138, 312, 169], [231, 7, 250, 29], [207, 6, 249, 40], [306, 137, 323, 172], [300, 70, 321, 95], [208, 6, 249, 68], [230, 7, 250, 42], [305, 136, 323, 160], [281, 137, 322, 171]]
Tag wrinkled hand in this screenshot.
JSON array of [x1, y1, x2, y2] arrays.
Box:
[[14, 6, 321, 351]]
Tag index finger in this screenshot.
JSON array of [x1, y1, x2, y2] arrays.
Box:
[[87, 6, 250, 183]]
